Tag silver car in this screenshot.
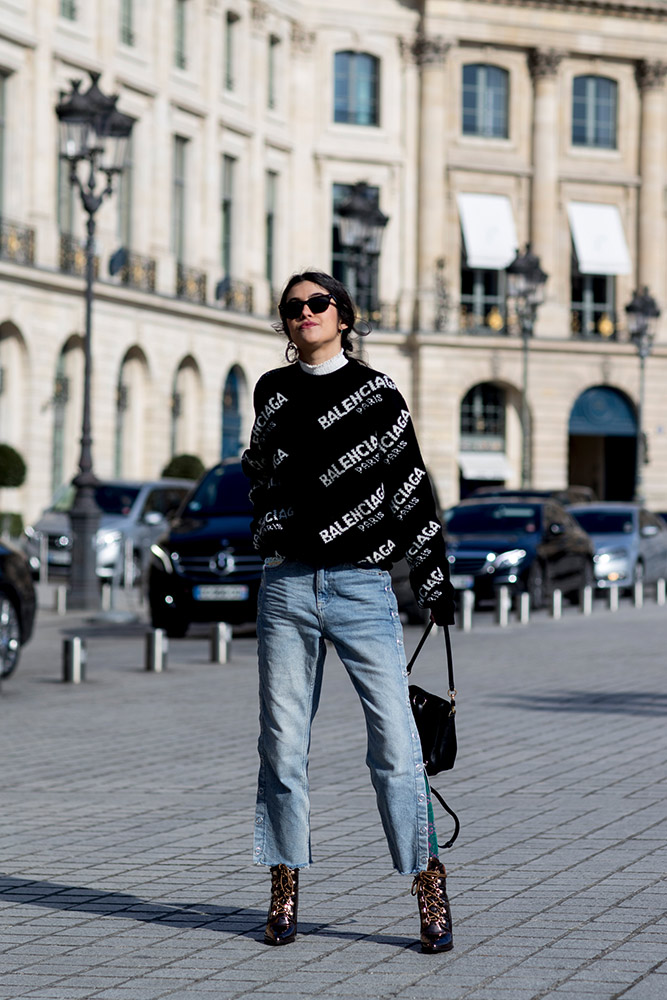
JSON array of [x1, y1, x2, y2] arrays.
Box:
[[567, 502, 667, 589], [23, 478, 193, 582]]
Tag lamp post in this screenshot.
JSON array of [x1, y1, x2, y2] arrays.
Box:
[[56, 73, 134, 609], [337, 182, 389, 318], [506, 244, 548, 488], [625, 286, 660, 503]]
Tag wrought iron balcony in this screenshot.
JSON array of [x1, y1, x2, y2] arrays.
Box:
[[358, 302, 401, 331], [0, 218, 36, 266], [176, 262, 207, 304], [570, 308, 618, 341], [59, 233, 99, 278], [459, 304, 508, 336], [215, 277, 254, 314], [119, 251, 157, 293]]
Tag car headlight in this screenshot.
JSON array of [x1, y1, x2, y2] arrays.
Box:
[[490, 548, 527, 570], [96, 529, 122, 550], [150, 543, 174, 574], [594, 548, 629, 565]]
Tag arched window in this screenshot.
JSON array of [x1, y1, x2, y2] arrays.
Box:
[[51, 338, 83, 495], [462, 64, 509, 138], [572, 75, 617, 149], [170, 357, 202, 458], [114, 349, 149, 478], [460, 383, 506, 449], [334, 52, 380, 126], [221, 365, 246, 459]]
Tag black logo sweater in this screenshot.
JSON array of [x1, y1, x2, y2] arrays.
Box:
[[241, 358, 453, 612]]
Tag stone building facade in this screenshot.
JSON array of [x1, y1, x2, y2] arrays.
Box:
[[1, 0, 666, 524]]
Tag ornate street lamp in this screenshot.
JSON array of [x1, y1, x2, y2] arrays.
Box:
[[337, 182, 389, 317], [506, 244, 548, 488], [56, 73, 134, 609], [625, 286, 660, 502]]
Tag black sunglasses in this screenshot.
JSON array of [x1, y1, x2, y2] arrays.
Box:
[[283, 293, 336, 320]]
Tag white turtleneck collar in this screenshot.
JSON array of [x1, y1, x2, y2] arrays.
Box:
[[298, 350, 348, 376]]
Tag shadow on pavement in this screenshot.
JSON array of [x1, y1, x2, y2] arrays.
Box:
[[0, 875, 414, 949], [492, 690, 667, 716]]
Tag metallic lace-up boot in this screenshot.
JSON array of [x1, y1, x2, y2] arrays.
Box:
[[264, 864, 299, 946], [411, 856, 453, 953]]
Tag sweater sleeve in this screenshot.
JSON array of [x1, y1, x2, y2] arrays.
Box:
[[378, 386, 455, 617], [241, 377, 289, 557]]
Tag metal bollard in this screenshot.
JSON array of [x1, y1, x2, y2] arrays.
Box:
[[55, 585, 67, 615], [608, 585, 619, 612], [551, 589, 562, 620], [580, 585, 593, 616], [457, 590, 474, 632], [495, 585, 511, 627], [145, 629, 168, 672], [39, 533, 48, 585], [210, 622, 232, 663], [657, 578, 666, 606], [63, 636, 86, 683], [518, 591, 530, 625], [101, 582, 112, 611], [633, 580, 644, 609]]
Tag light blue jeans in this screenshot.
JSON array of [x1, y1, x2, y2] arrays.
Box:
[[253, 560, 430, 875]]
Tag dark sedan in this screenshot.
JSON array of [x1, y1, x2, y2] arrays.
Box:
[[0, 539, 37, 678], [444, 497, 595, 609]]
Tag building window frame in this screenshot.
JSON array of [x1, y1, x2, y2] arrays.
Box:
[[221, 154, 236, 277], [334, 51, 380, 127], [172, 136, 187, 261], [120, 0, 135, 46], [460, 383, 506, 452], [174, 0, 188, 70], [462, 63, 509, 139], [60, 0, 77, 20], [570, 257, 617, 339], [224, 11, 240, 92], [571, 74, 618, 149], [460, 254, 507, 334], [332, 182, 381, 314]]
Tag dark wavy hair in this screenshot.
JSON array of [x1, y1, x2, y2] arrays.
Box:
[[275, 270, 368, 362]]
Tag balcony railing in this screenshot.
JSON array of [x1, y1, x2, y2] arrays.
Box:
[[459, 304, 507, 336], [59, 233, 99, 278], [570, 308, 618, 340], [176, 262, 207, 304], [120, 251, 157, 293], [216, 278, 254, 314], [358, 302, 401, 331], [0, 218, 36, 266]]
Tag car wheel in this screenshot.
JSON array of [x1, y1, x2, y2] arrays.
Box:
[[0, 594, 22, 679], [525, 561, 546, 610]]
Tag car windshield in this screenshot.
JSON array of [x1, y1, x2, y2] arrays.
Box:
[[184, 465, 251, 515], [570, 510, 634, 534], [52, 484, 141, 515], [446, 504, 541, 534]]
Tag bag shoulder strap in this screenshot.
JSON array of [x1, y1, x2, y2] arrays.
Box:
[[406, 621, 456, 699]]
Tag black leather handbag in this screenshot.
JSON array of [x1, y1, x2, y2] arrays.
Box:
[[407, 621, 460, 848]]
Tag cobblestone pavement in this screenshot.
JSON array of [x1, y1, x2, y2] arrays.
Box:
[[1, 591, 666, 1000]]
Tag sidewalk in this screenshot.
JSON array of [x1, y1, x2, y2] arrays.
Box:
[[1, 595, 666, 999]]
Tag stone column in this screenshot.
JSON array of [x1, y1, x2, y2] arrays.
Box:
[[528, 49, 562, 286], [414, 34, 450, 333], [636, 60, 667, 305]]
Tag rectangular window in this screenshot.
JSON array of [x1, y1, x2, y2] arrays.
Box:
[[225, 12, 239, 91], [268, 35, 280, 109], [571, 263, 616, 339], [174, 0, 187, 69], [117, 134, 134, 249], [221, 154, 235, 276], [265, 170, 277, 284], [460, 260, 507, 334], [120, 0, 135, 46], [572, 76, 617, 149], [60, 0, 76, 19], [172, 136, 187, 260], [334, 52, 380, 126], [462, 64, 509, 139], [0, 75, 5, 216], [332, 182, 380, 314]]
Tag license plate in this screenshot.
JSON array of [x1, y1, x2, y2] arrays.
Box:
[[193, 584, 249, 602], [49, 550, 71, 565], [450, 574, 474, 590]]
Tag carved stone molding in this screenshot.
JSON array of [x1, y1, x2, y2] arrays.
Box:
[[635, 59, 667, 91], [401, 33, 451, 67], [251, 1, 269, 25], [291, 21, 315, 53], [528, 48, 565, 80]]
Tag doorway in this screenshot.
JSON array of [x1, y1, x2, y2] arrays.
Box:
[[568, 386, 636, 500]]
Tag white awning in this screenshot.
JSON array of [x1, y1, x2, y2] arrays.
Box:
[[458, 452, 514, 481], [457, 193, 518, 270], [567, 202, 631, 276]]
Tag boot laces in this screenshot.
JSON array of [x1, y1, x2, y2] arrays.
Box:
[[270, 865, 296, 918], [411, 869, 448, 924]]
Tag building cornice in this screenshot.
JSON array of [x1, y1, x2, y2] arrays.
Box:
[[471, 0, 667, 20]]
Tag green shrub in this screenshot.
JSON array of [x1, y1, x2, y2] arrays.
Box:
[[0, 512, 24, 538], [0, 443, 26, 488], [161, 453, 205, 480]]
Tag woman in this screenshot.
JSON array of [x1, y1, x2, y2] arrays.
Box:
[[242, 270, 455, 953]]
